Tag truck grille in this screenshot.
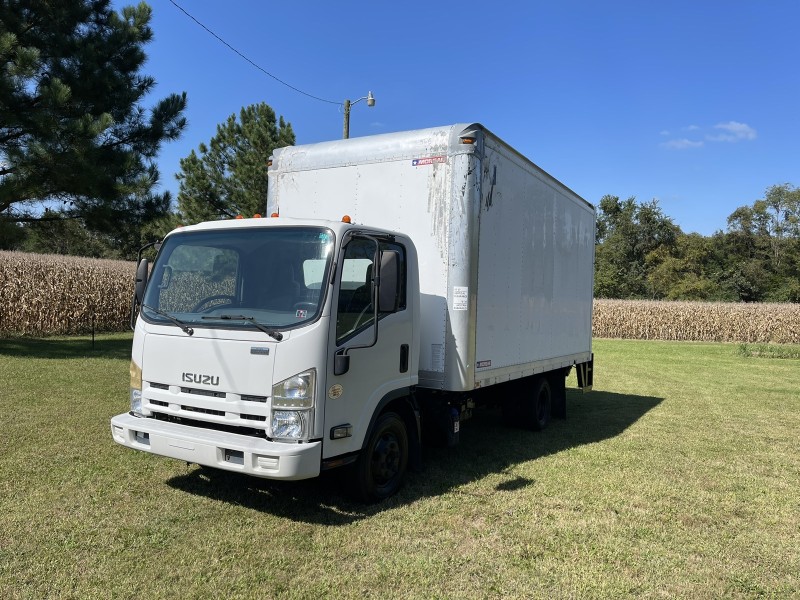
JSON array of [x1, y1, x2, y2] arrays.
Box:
[[143, 380, 269, 436], [182, 405, 225, 417], [241, 414, 267, 422], [180, 387, 226, 399], [151, 413, 268, 438]]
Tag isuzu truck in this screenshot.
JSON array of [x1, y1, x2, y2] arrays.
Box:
[[111, 123, 595, 501]]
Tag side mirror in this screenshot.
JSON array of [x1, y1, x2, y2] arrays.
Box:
[[134, 258, 149, 305], [378, 250, 400, 313]]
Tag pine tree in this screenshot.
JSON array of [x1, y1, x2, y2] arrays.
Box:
[[177, 103, 295, 223], [0, 0, 186, 246]]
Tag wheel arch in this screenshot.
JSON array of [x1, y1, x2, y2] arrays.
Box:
[[361, 388, 422, 471]]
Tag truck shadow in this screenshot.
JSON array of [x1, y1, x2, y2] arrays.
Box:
[[166, 389, 662, 524]]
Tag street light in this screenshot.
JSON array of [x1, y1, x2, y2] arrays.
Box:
[[343, 91, 375, 139]]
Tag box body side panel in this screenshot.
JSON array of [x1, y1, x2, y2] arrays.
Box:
[[474, 136, 595, 386]]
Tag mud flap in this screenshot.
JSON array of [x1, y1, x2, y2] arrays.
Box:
[[576, 354, 594, 392]]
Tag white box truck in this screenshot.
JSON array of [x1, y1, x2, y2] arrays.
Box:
[[111, 123, 595, 501]]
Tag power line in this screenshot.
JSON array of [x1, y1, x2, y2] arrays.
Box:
[[167, 0, 341, 106]]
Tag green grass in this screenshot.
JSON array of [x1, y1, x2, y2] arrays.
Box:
[[1, 335, 799, 599], [737, 342, 800, 360]]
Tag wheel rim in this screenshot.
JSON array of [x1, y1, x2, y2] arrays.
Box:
[[371, 431, 401, 485]]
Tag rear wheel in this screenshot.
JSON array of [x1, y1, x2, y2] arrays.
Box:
[[354, 411, 408, 502], [526, 377, 552, 431]]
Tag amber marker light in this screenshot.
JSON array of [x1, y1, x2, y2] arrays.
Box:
[[341, 215, 352, 223], [271, 212, 279, 218]]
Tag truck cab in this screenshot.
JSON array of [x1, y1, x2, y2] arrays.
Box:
[[111, 216, 421, 501]]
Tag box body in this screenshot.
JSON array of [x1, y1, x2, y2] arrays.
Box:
[[268, 123, 595, 392]]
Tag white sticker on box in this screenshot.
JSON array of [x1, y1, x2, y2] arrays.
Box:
[[453, 286, 468, 311]]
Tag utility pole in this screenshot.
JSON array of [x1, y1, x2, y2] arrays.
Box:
[[343, 91, 375, 139]]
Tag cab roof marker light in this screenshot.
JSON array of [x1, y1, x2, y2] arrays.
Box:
[[271, 212, 279, 218], [342, 215, 352, 223]]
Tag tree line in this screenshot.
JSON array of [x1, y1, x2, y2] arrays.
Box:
[[2, 2, 797, 302], [595, 186, 800, 302]]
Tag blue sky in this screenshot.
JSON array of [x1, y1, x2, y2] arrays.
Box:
[[134, 0, 799, 236]]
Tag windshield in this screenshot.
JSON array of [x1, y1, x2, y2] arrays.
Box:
[[141, 226, 334, 332]]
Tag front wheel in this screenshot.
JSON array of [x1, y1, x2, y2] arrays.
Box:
[[354, 412, 408, 502]]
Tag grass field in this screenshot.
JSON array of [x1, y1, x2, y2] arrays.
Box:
[[1, 335, 798, 599]]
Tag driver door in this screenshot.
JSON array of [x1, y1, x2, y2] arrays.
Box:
[[323, 236, 413, 459]]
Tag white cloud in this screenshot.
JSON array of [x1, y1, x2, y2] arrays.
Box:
[[707, 121, 757, 143], [659, 120, 757, 150], [660, 138, 704, 150]]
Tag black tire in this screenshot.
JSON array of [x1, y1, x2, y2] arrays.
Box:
[[502, 377, 552, 431], [354, 411, 408, 502], [526, 377, 552, 431]]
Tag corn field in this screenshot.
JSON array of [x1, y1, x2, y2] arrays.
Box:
[[0, 251, 134, 336], [593, 299, 800, 344], [2, 251, 800, 342]]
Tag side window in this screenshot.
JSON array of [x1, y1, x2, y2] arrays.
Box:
[[336, 238, 406, 344], [302, 259, 327, 290]]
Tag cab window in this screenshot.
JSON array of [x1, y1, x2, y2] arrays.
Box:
[[336, 238, 406, 343]]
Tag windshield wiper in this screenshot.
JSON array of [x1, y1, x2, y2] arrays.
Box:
[[201, 314, 283, 341], [142, 304, 194, 336]]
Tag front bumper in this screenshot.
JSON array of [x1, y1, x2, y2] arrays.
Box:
[[110, 413, 321, 480]]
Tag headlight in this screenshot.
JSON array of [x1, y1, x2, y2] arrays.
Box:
[[272, 410, 307, 440], [271, 370, 316, 440], [129, 360, 145, 416], [130, 388, 144, 415], [130, 360, 142, 389], [272, 370, 316, 408]]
